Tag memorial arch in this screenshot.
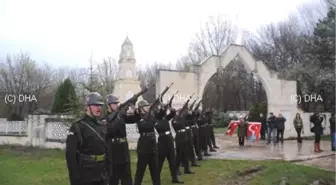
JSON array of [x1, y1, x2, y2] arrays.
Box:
[[156, 44, 301, 137]]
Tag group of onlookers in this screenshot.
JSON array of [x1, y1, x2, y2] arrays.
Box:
[[256, 112, 335, 152]]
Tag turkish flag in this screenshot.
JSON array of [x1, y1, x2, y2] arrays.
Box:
[[247, 122, 261, 142], [226, 121, 239, 136]]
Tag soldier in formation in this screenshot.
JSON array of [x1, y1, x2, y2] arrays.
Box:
[[65, 88, 216, 185], [133, 100, 161, 185], [155, 104, 183, 183], [65, 92, 108, 185], [104, 94, 140, 185]]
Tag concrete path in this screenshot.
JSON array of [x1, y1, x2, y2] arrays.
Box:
[[206, 134, 335, 163], [296, 155, 335, 171]]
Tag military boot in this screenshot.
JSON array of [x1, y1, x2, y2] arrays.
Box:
[[191, 160, 200, 167], [177, 168, 181, 176], [204, 152, 211, 156], [172, 176, 184, 184]]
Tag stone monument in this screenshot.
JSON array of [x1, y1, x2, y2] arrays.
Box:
[[112, 37, 143, 103]]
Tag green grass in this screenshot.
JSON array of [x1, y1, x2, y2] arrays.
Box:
[[0, 145, 335, 185]]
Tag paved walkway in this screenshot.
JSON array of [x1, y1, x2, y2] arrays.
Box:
[[207, 134, 335, 163]]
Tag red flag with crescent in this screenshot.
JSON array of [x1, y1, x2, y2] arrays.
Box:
[[247, 122, 261, 142], [226, 121, 239, 135]]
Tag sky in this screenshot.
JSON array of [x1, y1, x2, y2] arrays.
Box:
[[0, 0, 319, 69]]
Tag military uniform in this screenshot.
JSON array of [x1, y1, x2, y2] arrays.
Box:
[[155, 107, 183, 183], [207, 111, 218, 149], [104, 94, 141, 185], [205, 111, 216, 152], [132, 100, 160, 185], [197, 112, 211, 156], [172, 114, 194, 174], [191, 111, 202, 160], [65, 93, 107, 185], [184, 112, 199, 166]]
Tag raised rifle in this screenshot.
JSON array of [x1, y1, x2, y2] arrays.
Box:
[[189, 98, 198, 110], [193, 99, 202, 112], [106, 84, 155, 122], [165, 90, 178, 109], [146, 82, 174, 119], [178, 93, 194, 116]]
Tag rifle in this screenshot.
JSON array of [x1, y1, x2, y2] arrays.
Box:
[[193, 99, 202, 112], [178, 93, 194, 116], [147, 82, 174, 119], [106, 84, 155, 122], [189, 98, 198, 110], [165, 90, 178, 109]]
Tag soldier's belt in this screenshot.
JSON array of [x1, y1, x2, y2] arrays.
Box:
[[177, 129, 185, 133], [191, 125, 198, 128], [185, 126, 190, 129], [111, 137, 127, 143], [140, 132, 155, 137], [159, 131, 171, 136], [82, 154, 105, 162]]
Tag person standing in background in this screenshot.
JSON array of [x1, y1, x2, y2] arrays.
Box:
[[259, 113, 267, 140], [329, 113, 335, 151], [266, 112, 277, 145], [237, 116, 247, 146], [310, 112, 324, 153], [293, 113, 304, 144], [276, 113, 286, 144]]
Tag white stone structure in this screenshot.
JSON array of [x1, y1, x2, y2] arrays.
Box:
[[113, 37, 143, 103], [156, 44, 316, 138]]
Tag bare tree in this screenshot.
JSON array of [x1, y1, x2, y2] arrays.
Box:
[[97, 57, 118, 96], [0, 52, 53, 117], [138, 62, 172, 102]]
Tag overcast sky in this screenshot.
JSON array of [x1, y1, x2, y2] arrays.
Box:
[[0, 0, 318, 69]]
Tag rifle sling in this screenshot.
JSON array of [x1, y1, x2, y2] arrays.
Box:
[[80, 121, 106, 145]]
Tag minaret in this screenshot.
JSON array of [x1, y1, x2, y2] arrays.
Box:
[[113, 37, 143, 102]]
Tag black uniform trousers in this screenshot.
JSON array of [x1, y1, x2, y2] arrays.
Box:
[[199, 127, 209, 153], [109, 163, 132, 185], [186, 129, 196, 164], [209, 127, 216, 147], [158, 136, 178, 178], [134, 152, 160, 185], [176, 141, 190, 172], [192, 128, 202, 158]]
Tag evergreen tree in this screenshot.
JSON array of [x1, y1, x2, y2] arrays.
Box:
[[51, 78, 78, 114], [313, 7, 335, 68]]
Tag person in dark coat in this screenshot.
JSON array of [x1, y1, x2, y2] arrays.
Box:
[[266, 112, 277, 145], [237, 116, 247, 146], [310, 112, 324, 152], [329, 113, 335, 151], [276, 113, 286, 144], [104, 94, 141, 185], [65, 92, 108, 185], [172, 109, 194, 175], [259, 113, 267, 140], [133, 100, 161, 185], [293, 113, 304, 143], [155, 105, 183, 184]]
